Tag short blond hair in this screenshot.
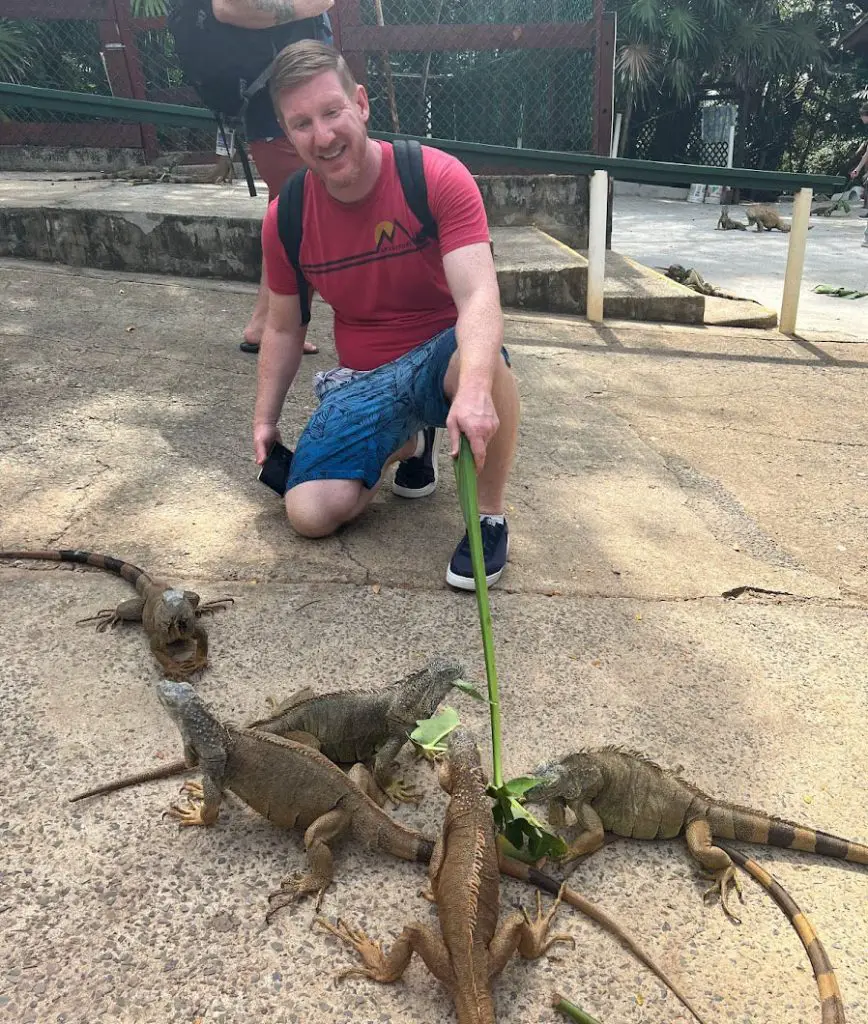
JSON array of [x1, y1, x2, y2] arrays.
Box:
[[269, 40, 357, 108]]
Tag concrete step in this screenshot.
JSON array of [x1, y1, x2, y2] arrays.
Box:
[[0, 172, 701, 323]]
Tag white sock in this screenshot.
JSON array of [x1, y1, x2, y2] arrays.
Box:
[[480, 513, 505, 525], [412, 430, 425, 459]]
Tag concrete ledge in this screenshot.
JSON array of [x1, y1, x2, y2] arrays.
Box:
[[704, 295, 778, 329], [493, 226, 587, 314]]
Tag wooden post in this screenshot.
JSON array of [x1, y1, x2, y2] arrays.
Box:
[[779, 187, 812, 335], [586, 169, 608, 323]]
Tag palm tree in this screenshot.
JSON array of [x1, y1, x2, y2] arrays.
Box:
[[0, 18, 38, 83]]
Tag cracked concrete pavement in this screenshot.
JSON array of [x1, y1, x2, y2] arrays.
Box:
[[1, 258, 867, 1024]]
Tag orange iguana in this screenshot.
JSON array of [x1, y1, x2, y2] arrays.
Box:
[[0, 548, 232, 679]]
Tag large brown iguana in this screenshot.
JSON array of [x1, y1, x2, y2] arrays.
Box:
[[68, 656, 465, 804], [316, 726, 575, 1024], [745, 204, 791, 232], [0, 549, 232, 679], [718, 842, 845, 1024], [525, 747, 868, 921], [147, 682, 710, 1023]]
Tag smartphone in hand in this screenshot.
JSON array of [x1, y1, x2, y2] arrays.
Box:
[[258, 441, 293, 496]]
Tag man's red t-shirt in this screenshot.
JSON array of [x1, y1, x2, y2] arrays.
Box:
[[261, 141, 491, 371]]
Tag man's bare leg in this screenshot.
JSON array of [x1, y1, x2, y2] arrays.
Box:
[[284, 437, 419, 537], [243, 266, 318, 354]]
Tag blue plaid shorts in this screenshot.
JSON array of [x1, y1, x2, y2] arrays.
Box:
[[287, 327, 509, 491]]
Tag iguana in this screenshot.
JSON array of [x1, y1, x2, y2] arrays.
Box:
[[525, 747, 868, 921], [67, 656, 465, 804], [0, 549, 232, 680], [718, 842, 845, 1024], [148, 682, 710, 1024], [316, 726, 575, 1024], [716, 206, 747, 230], [745, 204, 791, 232]]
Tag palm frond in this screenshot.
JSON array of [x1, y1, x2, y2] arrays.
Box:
[[0, 18, 37, 83], [130, 0, 168, 16], [615, 41, 659, 95]]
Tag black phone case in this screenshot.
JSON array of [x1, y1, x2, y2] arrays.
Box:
[[258, 442, 293, 495]]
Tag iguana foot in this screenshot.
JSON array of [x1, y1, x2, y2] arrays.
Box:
[[265, 872, 330, 920], [520, 888, 576, 957], [418, 885, 437, 904], [384, 778, 421, 806], [315, 918, 392, 981], [76, 608, 121, 633], [163, 800, 209, 827], [180, 780, 204, 799], [195, 597, 234, 618], [164, 654, 209, 681], [703, 866, 744, 923]]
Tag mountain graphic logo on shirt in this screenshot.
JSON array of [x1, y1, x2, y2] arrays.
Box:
[[302, 216, 429, 277], [374, 220, 397, 246]]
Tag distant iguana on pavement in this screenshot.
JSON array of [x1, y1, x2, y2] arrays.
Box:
[[68, 656, 464, 804], [718, 842, 846, 1024], [146, 683, 711, 1023], [317, 726, 574, 1024], [716, 206, 748, 230], [745, 204, 791, 232], [525, 747, 868, 921], [0, 549, 232, 680]]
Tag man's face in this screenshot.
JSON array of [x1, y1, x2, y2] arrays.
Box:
[[278, 71, 370, 191], [861, 113, 868, 125]]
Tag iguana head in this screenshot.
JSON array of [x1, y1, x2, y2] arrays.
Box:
[[157, 588, 198, 643], [156, 680, 226, 760], [439, 725, 486, 795], [523, 759, 571, 803], [389, 655, 465, 724]]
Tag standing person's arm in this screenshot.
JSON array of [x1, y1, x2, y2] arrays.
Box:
[[212, 0, 333, 29], [850, 140, 868, 179]]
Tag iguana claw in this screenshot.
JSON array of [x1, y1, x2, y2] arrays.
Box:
[[195, 597, 234, 618], [165, 655, 209, 681], [519, 888, 575, 957], [266, 873, 330, 920], [384, 779, 421, 806], [703, 866, 744, 923], [163, 801, 209, 827], [76, 608, 121, 632], [315, 918, 392, 981]]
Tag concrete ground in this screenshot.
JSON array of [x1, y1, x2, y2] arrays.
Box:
[[612, 195, 868, 341], [1, 258, 867, 1024]]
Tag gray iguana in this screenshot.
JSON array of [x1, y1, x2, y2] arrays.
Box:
[[716, 206, 747, 230], [0, 548, 232, 679], [68, 656, 465, 804], [745, 204, 791, 232], [142, 683, 711, 1022], [525, 747, 868, 921]]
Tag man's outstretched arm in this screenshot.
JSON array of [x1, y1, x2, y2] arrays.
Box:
[[212, 0, 333, 29], [442, 241, 505, 470], [253, 290, 308, 464]]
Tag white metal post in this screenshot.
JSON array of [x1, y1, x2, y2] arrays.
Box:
[[726, 125, 735, 168], [586, 169, 608, 323], [610, 113, 622, 159], [779, 187, 813, 335]]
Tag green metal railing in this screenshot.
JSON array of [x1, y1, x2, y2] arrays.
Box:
[[0, 83, 848, 194]]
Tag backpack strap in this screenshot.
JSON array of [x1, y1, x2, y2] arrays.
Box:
[[276, 167, 312, 325], [393, 138, 438, 244]]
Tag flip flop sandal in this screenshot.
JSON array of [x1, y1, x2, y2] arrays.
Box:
[[239, 340, 319, 354]]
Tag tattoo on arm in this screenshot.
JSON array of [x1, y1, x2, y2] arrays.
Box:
[[251, 0, 298, 24]]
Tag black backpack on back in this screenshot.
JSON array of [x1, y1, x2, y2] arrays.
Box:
[[276, 139, 438, 325], [168, 1, 328, 121]]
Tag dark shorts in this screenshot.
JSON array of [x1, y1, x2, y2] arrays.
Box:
[[286, 327, 510, 492]]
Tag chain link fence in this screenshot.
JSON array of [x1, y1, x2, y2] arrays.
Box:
[[1, 0, 605, 163]]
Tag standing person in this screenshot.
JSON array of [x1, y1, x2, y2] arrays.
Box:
[[171, 0, 334, 354], [253, 41, 519, 590], [849, 102, 868, 240]]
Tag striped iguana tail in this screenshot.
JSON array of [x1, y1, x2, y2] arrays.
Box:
[[0, 549, 152, 596], [718, 842, 845, 1024], [706, 802, 868, 865]]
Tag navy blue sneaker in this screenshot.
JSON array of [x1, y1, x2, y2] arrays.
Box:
[[446, 516, 509, 591], [392, 427, 441, 498]]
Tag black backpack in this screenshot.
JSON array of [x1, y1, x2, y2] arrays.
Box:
[[167, 1, 329, 192], [276, 139, 438, 325]]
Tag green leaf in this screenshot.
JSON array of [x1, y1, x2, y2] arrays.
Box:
[[501, 775, 544, 799], [409, 706, 461, 758], [488, 784, 568, 861], [452, 678, 487, 702]]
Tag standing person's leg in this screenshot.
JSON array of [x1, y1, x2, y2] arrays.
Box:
[[243, 136, 318, 355]]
